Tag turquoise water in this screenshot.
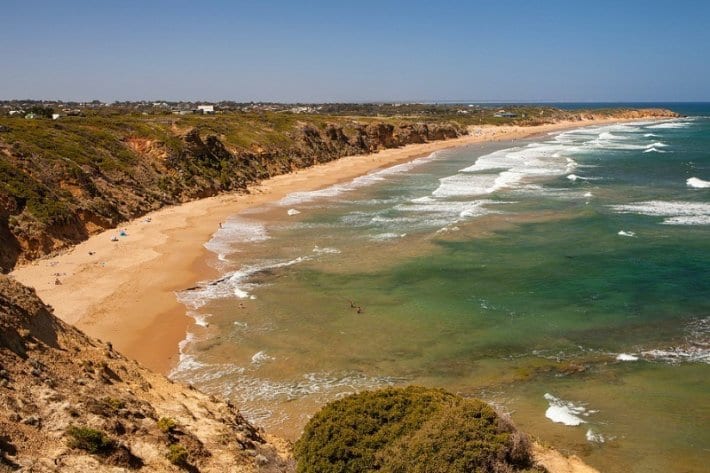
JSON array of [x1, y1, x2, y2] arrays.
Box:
[[172, 110, 710, 472]]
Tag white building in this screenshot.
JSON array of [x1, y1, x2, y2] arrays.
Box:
[[197, 105, 215, 114]]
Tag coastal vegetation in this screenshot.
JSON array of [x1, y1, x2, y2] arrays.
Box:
[[295, 386, 540, 473]]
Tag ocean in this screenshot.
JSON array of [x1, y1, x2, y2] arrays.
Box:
[[171, 104, 709, 472]]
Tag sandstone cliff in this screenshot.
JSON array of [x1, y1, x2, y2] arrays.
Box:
[[0, 276, 293, 472], [0, 118, 464, 272]]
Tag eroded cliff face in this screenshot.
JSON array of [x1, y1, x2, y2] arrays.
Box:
[[0, 120, 465, 272], [0, 275, 293, 472]]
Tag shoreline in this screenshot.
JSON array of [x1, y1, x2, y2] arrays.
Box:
[[10, 116, 670, 374]]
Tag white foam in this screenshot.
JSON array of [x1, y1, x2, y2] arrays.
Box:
[[251, 350, 274, 365], [687, 177, 710, 188], [586, 429, 605, 443], [190, 312, 211, 327], [617, 230, 636, 237], [584, 192, 593, 198], [598, 131, 624, 140], [567, 174, 585, 181], [312, 245, 341, 254], [641, 348, 710, 364], [610, 201, 710, 225], [178, 255, 313, 307], [204, 217, 269, 260], [646, 120, 692, 130], [644, 133, 659, 137], [370, 232, 406, 241], [544, 393, 589, 426], [643, 147, 667, 153], [616, 353, 639, 361], [287, 208, 301, 216], [279, 151, 442, 206], [640, 317, 709, 364]]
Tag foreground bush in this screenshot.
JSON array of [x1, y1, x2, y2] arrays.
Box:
[[294, 386, 538, 473], [66, 426, 116, 455]]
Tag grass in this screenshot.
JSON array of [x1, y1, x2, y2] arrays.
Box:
[[166, 443, 189, 467], [157, 417, 177, 433], [66, 426, 116, 455]]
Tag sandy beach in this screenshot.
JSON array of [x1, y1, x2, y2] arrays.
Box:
[[10, 117, 662, 374]]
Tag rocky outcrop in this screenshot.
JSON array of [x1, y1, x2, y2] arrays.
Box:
[[0, 275, 293, 471]]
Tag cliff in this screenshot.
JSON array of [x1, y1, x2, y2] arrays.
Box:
[[0, 275, 293, 472], [0, 116, 464, 272]]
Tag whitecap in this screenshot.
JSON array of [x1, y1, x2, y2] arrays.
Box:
[[279, 151, 443, 205], [544, 393, 589, 426], [370, 232, 406, 241], [617, 230, 636, 238], [640, 317, 709, 364], [312, 246, 341, 254], [616, 353, 639, 361], [287, 208, 301, 216], [642, 147, 667, 153], [646, 121, 692, 130], [687, 177, 710, 189], [586, 429, 605, 443], [251, 350, 274, 365], [609, 201, 710, 225]]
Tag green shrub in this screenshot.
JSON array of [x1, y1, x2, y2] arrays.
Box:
[[294, 386, 537, 473], [166, 443, 189, 466], [66, 426, 116, 455], [157, 417, 177, 433]]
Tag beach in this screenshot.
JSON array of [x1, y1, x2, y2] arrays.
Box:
[[10, 116, 669, 374]]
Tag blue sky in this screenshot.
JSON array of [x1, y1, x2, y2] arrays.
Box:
[[1, 0, 708, 102]]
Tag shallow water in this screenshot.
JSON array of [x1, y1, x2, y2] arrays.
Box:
[[172, 111, 710, 472]]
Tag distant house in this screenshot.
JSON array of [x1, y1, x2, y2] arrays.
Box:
[[8, 110, 23, 116], [197, 105, 215, 114], [52, 113, 61, 120], [494, 110, 518, 118]]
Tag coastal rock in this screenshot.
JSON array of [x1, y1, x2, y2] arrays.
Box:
[[0, 276, 294, 471]]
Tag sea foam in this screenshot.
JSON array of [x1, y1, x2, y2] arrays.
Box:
[[616, 353, 639, 361], [687, 177, 710, 188], [610, 201, 710, 225], [544, 393, 589, 426], [279, 151, 442, 206], [204, 217, 269, 261]]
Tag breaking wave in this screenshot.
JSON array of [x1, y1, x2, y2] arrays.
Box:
[[609, 201, 710, 225]]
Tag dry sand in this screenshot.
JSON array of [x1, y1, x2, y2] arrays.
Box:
[[11, 117, 652, 375]]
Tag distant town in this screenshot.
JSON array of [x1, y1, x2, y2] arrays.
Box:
[[0, 100, 570, 125]]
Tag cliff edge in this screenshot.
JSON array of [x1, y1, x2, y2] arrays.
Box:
[[0, 275, 293, 472]]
